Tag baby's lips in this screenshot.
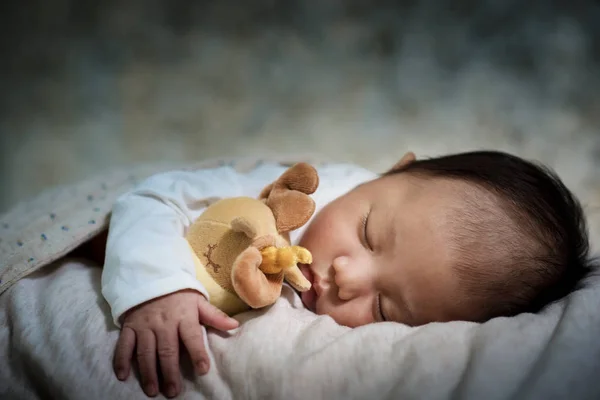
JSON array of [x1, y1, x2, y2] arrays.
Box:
[[299, 263, 314, 286], [301, 286, 317, 311]]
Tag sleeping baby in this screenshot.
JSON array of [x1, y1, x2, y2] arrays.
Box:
[[101, 150, 593, 398]]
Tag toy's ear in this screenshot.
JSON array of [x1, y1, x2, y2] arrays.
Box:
[[231, 216, 257, 239], [259, 163, 319, 233]]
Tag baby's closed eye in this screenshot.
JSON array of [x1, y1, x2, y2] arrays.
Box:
[[360, 210, 373, 251], [376, 293, 388, 321]]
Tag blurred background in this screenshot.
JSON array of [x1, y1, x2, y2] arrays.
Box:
[[1, 0, 600, 242]]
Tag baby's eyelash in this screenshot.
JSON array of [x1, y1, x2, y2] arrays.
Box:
[[377, 293, 387, 321], [361, 210, 372, 250]]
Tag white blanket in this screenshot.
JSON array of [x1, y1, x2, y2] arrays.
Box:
[[2, 156, 600, 399], [1, 257, 599, 400]]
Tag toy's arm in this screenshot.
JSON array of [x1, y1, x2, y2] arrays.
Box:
[[102, 166, 247, 327]]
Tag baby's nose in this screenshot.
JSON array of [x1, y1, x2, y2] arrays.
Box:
[[332, 256, 350, 272], [332, 256, 372, 300]]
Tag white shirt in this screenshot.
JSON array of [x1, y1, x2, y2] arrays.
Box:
[[101, 162, 378, 326]]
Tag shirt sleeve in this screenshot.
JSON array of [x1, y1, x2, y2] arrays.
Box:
[[101, 165, 250, 327]]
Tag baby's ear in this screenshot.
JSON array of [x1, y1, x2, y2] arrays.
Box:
[[388, 151, 417, 172]]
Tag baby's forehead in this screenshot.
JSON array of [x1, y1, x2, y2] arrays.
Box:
[[369, 175, 496, 238], [376, 174, 515, 249], [375, 173, 501, 214]]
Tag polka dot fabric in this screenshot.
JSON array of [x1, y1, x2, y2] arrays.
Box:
[[0, 154, 326, 295]]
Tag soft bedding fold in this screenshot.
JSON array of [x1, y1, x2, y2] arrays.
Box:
[[1, 257, 599, 400], [1, 156, 599, 400]]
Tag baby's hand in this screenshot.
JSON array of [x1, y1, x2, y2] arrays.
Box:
[[113, 289, 239, 398]]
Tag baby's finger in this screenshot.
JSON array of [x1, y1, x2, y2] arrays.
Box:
[[156, 328, 181, 398], [136, 329, 159, 397], [114, 326, 136, 380], [198, 301, 239, 332], [179, 320, 209, 375]]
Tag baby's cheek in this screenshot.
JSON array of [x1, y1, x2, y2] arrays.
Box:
[[316, 296, 374, 327], [299, 214, 334, 248]]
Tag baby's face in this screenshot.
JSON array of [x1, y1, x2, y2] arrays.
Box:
[[298, 173, 479, 327]]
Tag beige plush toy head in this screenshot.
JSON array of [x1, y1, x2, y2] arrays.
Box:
[[186, 163, 319, 315]]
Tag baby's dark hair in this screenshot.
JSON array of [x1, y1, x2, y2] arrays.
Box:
[[386, 150, 594, 320]]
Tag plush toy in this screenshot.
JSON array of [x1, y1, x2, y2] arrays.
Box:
[[185, 162, 320, 316]]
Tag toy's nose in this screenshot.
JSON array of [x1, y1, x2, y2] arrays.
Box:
[[259, 246, 286, 274]]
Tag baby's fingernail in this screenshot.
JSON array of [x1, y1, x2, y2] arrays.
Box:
[[116, 369, 126, 380], [198, 359, 209, 374], [165, 384, 177, 398], [145, 383, 157, 396]]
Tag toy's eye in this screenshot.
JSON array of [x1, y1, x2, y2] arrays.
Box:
[[361, 210, 373, 251]]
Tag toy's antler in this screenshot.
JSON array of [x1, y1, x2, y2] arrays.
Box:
[[259, 162, 319, 233], [261, 246, 312, 292]]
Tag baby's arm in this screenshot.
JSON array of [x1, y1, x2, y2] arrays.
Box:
[[102, 167, 245, 325], [102, 166, 248, 398]]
